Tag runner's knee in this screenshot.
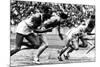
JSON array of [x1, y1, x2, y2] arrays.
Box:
[[73, 44, 79, 50], [30, 40, 40, 46], [41, 43, 48, 48], [44, 44, 48, 48], [15, 46, 21, 50], [74, 47, 79, 50], [72, 40, 79, 50]]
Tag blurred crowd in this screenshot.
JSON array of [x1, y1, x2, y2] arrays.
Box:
[[10, 0, 95, 28]]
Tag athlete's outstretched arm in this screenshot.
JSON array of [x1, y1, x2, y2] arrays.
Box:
[[34, 27, 53, 33], [57, 22, 63, 40]]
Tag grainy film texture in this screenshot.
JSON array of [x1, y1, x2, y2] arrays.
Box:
[[10, 0, 95, 66]]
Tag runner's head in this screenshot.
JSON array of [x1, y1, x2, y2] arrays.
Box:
[[59, 12, 68, 19]]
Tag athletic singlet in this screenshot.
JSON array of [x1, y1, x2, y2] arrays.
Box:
[[43, 15, 61, 28], [65, 19, 90, 40], [16, 13, 42, 35]]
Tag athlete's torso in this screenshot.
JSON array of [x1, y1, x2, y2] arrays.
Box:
[[16, 13, 42, 35]]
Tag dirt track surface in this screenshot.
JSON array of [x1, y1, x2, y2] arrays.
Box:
[[10, 34, 95, 67]]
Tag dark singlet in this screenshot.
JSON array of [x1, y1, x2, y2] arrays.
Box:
[[31, 14, 42, 29]]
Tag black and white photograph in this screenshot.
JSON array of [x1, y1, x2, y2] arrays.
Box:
[[10, 0, 95, 66]]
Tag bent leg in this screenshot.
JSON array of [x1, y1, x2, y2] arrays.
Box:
[[58, 39, 70, 61], [72, 38, 79, 50], [63, 38, 79, 59], [79, 36, 87, 48], [64, 46, 74, 60], [10, 33, 24, 56], [59, 38, 70, 57], [34, 34, 48, 58], [25, 33, 40, 49]]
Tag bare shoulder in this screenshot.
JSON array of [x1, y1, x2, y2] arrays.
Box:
[[34, 13, 42, 18], [50, 15, 60, 21]]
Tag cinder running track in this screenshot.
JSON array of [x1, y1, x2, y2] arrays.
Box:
[[10, 34, 95, 67]]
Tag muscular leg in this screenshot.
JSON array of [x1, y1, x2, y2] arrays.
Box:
[[64, 46, 74, 60], [59, 46, 69, 57], [25, 33, 40, 49], [59, 38, 70, 56], [63, 38, 79, 60], [25, 33, 48, 57], [34, 34, 48, 59], [58, 39, 70, 61], [25, 33, 48, 63], [67, 47, 74, 54], [72, 38, 79, 50], [58, 46, 69, 61], [21, 42, 32, 49], [79, 36, 87, 48], [10, 33, 24, 56]]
